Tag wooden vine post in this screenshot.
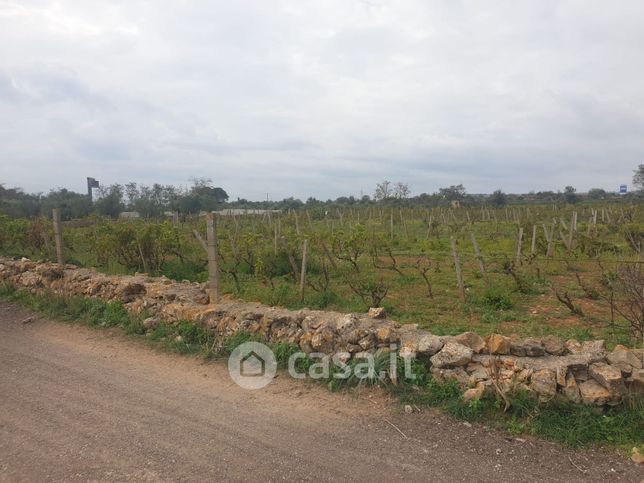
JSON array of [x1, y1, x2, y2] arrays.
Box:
[[299, 239, 309, 302], [470, 232, 489, 286], [450, 236, 466, 303], [530, 225, 537, 256], [52, 208, 64, 264], [542, 223, 554, 258], [515, 227, 524, 265], [206, 212, 220, 304]]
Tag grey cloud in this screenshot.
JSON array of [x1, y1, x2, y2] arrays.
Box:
[[1, 0, 643, 198]]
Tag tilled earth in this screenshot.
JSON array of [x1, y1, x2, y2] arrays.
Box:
[[0, 302, 641, 482]]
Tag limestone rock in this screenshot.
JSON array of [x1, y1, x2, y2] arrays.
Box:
[[631, 447, 644, 465], [358, 333, 376, 351], [143, 317, 160, 330], [335, 314, 356, 332], [626, 368, 644, 391], [368, 307, 387, 319], [542, 335, 565, 355], [462, 383, 485, 402], [485, 334, 510, 355], [581, 340, 605, 354], [510, 338, 545, 357], [555, 365, 567, 386], [430, 342, 473, 368], [454, 332, 485, 353], [465, 362, 488, 382], [117, 282, 146, 303], [589, 363, 624, 394], [562, 373, 582, 404], [579, 379, 612, 406], [607, 347, 642, 375], [376, 326, 393, 343], [571, 366, 588, 382], [299, 332, 313, 353], [530, 369, 556, 399], [431, 367, 469, 386], [415, 334, 445, 356], [192, 291, 209, 305], [564, 339, 582, 354]]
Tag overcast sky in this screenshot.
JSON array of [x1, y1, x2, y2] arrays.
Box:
[[1, 1, 643, 200]]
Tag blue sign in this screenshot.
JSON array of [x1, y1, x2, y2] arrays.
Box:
[[619, 184, 627, 194]]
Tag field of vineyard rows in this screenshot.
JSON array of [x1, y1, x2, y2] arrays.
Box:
[[1, 202, 642, 346]]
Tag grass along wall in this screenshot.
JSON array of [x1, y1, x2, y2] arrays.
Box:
[[0, 256, 642, 408]]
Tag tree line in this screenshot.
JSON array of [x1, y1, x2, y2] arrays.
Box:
[[2, 165, 643, 220]]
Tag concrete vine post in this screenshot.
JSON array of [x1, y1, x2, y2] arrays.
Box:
[[206, 212, 220, 304], [52, 208, 64, 265]]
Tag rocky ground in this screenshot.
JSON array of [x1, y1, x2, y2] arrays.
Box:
[[1, 302, 642, 482]]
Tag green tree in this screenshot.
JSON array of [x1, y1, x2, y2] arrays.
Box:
[[489, 189, 507, 207], [634, 164, 644, 191], [374, 180, 392, 201], [438, 184, 466, 201], [94, 184, 125, 218], [587, 188, 606, 200], [563, 186, 578, 204]]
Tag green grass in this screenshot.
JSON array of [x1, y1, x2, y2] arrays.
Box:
[[1, 282, 642, 451], [395, 384, 644, 450]]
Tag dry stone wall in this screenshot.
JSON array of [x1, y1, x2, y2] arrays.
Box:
[[1, 257, 641, 406]]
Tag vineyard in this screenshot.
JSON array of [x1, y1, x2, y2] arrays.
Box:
[[1, 202, 642, 346]]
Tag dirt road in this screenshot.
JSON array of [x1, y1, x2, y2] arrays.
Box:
[[0, 302, 641, 482]]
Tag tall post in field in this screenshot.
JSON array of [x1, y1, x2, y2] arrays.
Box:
[[450, 236, 465, 303], [206, 212, 220, 304], [299, 239, 309, 302], [530, 225, 537, 256], [515, 227, 524, 265], [470, 232, 489, 286], [52, 208, 63, 264]]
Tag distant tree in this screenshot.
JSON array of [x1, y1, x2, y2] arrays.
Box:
[[563, 186, 578, 204], [172, 178, 229, 213], [41, 188, 92, 220], [0, 184, 40, 217], [374, 180, 392, 201], [587, 188, 607, 200], [124, 182, 139, 207], [489, 189, 507, 207], [94, 184, 125, 218], [394, 182, 411, 199], [634, 164, 644, 191], [438, 184, 466, 201], [278, 197, 304, 210], [534, 191, 557, 201]]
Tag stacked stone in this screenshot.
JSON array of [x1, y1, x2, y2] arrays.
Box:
[[1, 257, 641, 406]]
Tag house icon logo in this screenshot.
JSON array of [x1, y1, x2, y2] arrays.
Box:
[[240, 351, 265, 377], [228, 341, 277, 389]]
